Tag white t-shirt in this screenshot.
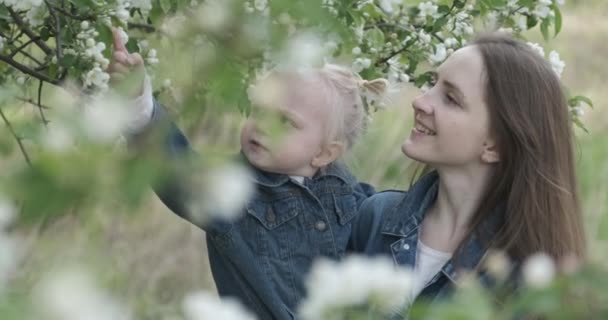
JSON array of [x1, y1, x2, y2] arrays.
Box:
[[411, 240, 451, 301]]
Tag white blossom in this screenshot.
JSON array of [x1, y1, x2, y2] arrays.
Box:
[[352, 47, 362, 55], [130, 0, 152, 12], [0, 36, 5, 51], [418, 31, 431, 44], [418, 1, 438, 19], [80, 20, 90, 30], [515, 15, 528, 31], [527, 42, 545, 57], [84, 67, 110, 90], [352, 57, 372, 73], [444, 37, 458, 48], [81, 94, 133, 142], [115, 27, 129, 47], [197, 0, 232, 32], [187, 164, 254, 224], [0, 233, 20, 293], [548, 50, 565, 77], [253, 0, 267, 11], [378, 0, 395, 15], [25, 4, 47, 27], [533, 0, 553, 19], [428, 43, 447, 64], [281, 32, 326, 68], [571, 105, 585, 117], [299, 256, 414, 319], [183, 291, 257, 320], [146, 48, 159, 64], [0, 197, 16, 229], [42, 122, 76, 153], [34, 267, 131, 320], [522, 252, 556, 288]]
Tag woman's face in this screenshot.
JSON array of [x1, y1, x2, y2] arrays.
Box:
[[402, 45, 497, 168]]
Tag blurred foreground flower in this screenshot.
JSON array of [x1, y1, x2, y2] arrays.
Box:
[[183, 291, 257, 320], [522, 252, 556, 289], [34, 267, 131, 320], [299, 255, 414, 320], [188, 164, 254, 225]]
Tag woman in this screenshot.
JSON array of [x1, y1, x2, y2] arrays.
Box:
[[349, 33, 586, 305]]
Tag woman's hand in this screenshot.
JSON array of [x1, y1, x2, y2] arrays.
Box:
[[107, 28, 146, 98]]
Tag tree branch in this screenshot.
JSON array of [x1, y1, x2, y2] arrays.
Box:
[[0, 54, 60, 85], [127, 22, 156, 33], [37, 80, 50, 126], [0, 107, 32, 166], [8, 7, 54, 55]]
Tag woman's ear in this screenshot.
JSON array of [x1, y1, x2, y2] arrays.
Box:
[[311, 142, 345, 168], [481, 140, 500, 164]]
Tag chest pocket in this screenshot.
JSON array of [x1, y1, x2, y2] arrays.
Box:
[[245, 196, 300, 230], [329, 185, 358, 226]]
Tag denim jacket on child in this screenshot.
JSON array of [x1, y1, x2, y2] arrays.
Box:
[[349, 171, 505, 310], [131, 99, 375, 320]]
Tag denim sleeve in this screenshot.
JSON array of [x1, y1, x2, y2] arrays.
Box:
[[347, 195, 384, 253], [352, 181, 376, 209], [126, 99, 232, 235]]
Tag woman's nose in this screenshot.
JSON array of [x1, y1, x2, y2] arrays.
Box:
[[412, 93, 434, 115]]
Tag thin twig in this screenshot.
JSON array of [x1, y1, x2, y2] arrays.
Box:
[[0, 54, 59, 85], [0, 107, 32, 166], [49, 4, 95, 21], [12, 48, 45, 66], [127, 22, 156, 32], [45, 0, 64, 66], [8, 7, 54, 55], [37, 80, 50, 126], [15, 97, 52, 109]]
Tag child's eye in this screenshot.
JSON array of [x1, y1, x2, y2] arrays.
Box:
[[280, 115, 297, 128]]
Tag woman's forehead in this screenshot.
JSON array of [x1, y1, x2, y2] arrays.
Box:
[[437, 46, 485, 98]]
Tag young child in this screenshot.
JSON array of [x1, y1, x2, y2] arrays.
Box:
[[110, 31, 385, 319]]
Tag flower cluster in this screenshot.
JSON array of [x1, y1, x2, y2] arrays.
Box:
[[299, 255, 414, 319]]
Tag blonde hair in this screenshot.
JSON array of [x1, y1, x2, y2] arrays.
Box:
[[306, 64, 389, 150], [249, 64, 389, 151]]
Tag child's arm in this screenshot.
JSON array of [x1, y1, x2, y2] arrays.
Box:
[[109, 29, 231, 235]]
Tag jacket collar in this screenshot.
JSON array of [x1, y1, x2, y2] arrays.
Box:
[[239, 152, 353, 188], [381, 170, 505, 273]]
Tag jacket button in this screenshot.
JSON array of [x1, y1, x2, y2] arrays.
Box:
[[314, 221, 327, 231], [266, 208, 276, 223], [402, 243, 410, 250]]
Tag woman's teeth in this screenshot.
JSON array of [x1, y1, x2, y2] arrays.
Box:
[[415, 123, 436, 135]]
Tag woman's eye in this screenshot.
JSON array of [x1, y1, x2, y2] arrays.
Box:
[[445, 93, 459, 106]]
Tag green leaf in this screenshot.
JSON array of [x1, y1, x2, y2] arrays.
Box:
[[540, 19, 550, 41], [160, 0, 172, 13], [569, 95, 594, 108], [527, 15, 538, 29], [553, 4, 562, 37]]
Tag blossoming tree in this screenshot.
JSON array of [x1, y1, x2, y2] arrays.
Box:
[[0, 0, 602, 319]]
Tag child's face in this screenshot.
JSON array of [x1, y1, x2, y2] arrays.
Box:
[[240, 78, 331, 177]]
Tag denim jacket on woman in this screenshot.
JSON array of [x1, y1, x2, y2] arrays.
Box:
[[130, 99, 375, 320], [349, 171, 505, 308]]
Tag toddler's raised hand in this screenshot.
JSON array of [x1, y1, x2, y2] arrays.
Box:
[[108, 28, 145, 98]]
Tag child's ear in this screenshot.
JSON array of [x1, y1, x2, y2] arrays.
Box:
[[311, 142, 345, 168], [481, 139, 500, 164]]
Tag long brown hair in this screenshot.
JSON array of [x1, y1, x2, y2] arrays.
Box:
[[416, 33, 586, 263]]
